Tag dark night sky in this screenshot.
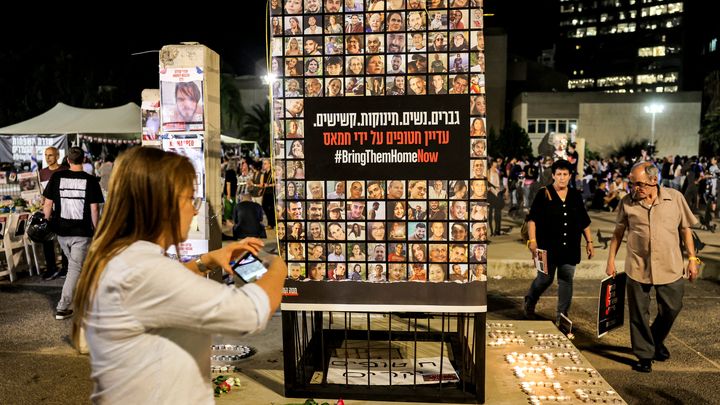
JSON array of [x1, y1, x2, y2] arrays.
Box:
[[0, 2, 555, 127], [485, 0, 558, 58], [0, 5, 269, 126]]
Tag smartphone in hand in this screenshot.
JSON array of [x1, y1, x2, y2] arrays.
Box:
[[232, 253, 268, 283]]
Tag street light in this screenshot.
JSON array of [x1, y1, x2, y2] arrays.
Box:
[[262, 73, 277, 85], [643, 103, 665, 147]]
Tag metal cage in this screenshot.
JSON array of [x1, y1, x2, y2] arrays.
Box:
[[282, 310, 486, 403]]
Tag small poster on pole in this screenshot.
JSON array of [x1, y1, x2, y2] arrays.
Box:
[[597, 272, 627, 338], [161, 133, 207, 258], [160, 68, 205, 133]]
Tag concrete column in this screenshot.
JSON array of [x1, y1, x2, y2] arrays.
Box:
[[159, 43, 221, 253]]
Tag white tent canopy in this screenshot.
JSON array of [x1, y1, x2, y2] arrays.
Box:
[[0, 102, 141, 135], [220, 135, 256, 145], [0, 102, 260, 149]]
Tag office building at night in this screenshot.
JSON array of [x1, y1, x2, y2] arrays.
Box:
[[556, 0, 685, 93]]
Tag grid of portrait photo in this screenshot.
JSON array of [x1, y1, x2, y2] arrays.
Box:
[[270, 0, 487, 283]]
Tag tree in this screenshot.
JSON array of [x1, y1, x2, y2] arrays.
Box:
[[0, 46, 109, 127], [584, 146, 600, 162], [610, 137, 653, 161], [491, 121, 532, 159], [242, 101, 270, 156], [220, 74, 245, 136], [699, 109, 720, 157]]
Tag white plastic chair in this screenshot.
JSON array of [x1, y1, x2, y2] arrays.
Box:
[[0, 214, 11, 281], [0, 213, 33, 282]]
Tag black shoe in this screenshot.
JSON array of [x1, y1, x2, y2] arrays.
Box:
[[654, 344, 670, 361], [523, 297, 536, 320], [43, 270, 63, 281], [633, 359, 652, 373], [55, 309, 73, 320]]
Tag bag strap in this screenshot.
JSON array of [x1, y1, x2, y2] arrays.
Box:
[[544, 186, 552, 201]]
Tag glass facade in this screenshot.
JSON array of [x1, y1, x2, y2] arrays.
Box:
[[557, 0, 685, 93]]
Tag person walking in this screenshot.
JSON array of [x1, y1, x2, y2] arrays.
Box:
[[524, 159, 594, 324], [487, 159, 504, 236], [606, 162, 699, 373], [38, 146, 68, 280], [249, 159, 276, 229], [97, 155, 114, 198], [223, 159, 238, 224], [43, 147, 104, 319]]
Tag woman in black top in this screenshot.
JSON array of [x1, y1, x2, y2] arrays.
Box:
[[223, 160, 238, 223], [524, 159, 594, 323]]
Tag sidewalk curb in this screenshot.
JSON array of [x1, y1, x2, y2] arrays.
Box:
[[488, 259, 624, 279]]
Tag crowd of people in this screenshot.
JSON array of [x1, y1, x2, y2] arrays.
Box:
[[21, 138, 710, 399], [486, 148, 720, 232], [221, 154, 278, 241]]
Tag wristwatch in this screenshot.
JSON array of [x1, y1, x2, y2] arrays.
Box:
[[195, 256, 211, 273]]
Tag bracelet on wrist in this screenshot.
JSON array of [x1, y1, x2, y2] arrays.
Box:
[[195, 256, 214, 274], [526, 239, 536, 248], [688, 256, 701, 264]]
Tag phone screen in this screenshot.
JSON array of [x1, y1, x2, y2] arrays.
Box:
[[232, 253, 268, 283]]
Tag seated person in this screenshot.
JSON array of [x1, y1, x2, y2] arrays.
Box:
[[590, 181, 613, 211], [606, 174, 627, 211], [232, 194, 266, 239]]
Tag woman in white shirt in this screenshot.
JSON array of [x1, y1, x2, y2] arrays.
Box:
[[71, 147, 286, 404]]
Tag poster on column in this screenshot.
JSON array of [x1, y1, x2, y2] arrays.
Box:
[[162, 134, 208, 258], [160, 68, 205, 133], [141, 99, 162, 147], [271, 0, 488, 312]]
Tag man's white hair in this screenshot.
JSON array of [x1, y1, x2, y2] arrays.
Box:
[[632, 162, 659, 181]]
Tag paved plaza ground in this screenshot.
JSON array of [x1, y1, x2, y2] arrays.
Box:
[[1, 209, 719, 404]]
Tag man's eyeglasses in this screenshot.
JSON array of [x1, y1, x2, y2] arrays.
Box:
[[629, 181, 657, 190]]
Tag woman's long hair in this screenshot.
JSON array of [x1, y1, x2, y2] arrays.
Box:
[[72, 147, 195, 348]]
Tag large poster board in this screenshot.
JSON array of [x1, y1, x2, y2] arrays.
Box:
[[0, 135, 68, 166], [272, 0, 487, 312]]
